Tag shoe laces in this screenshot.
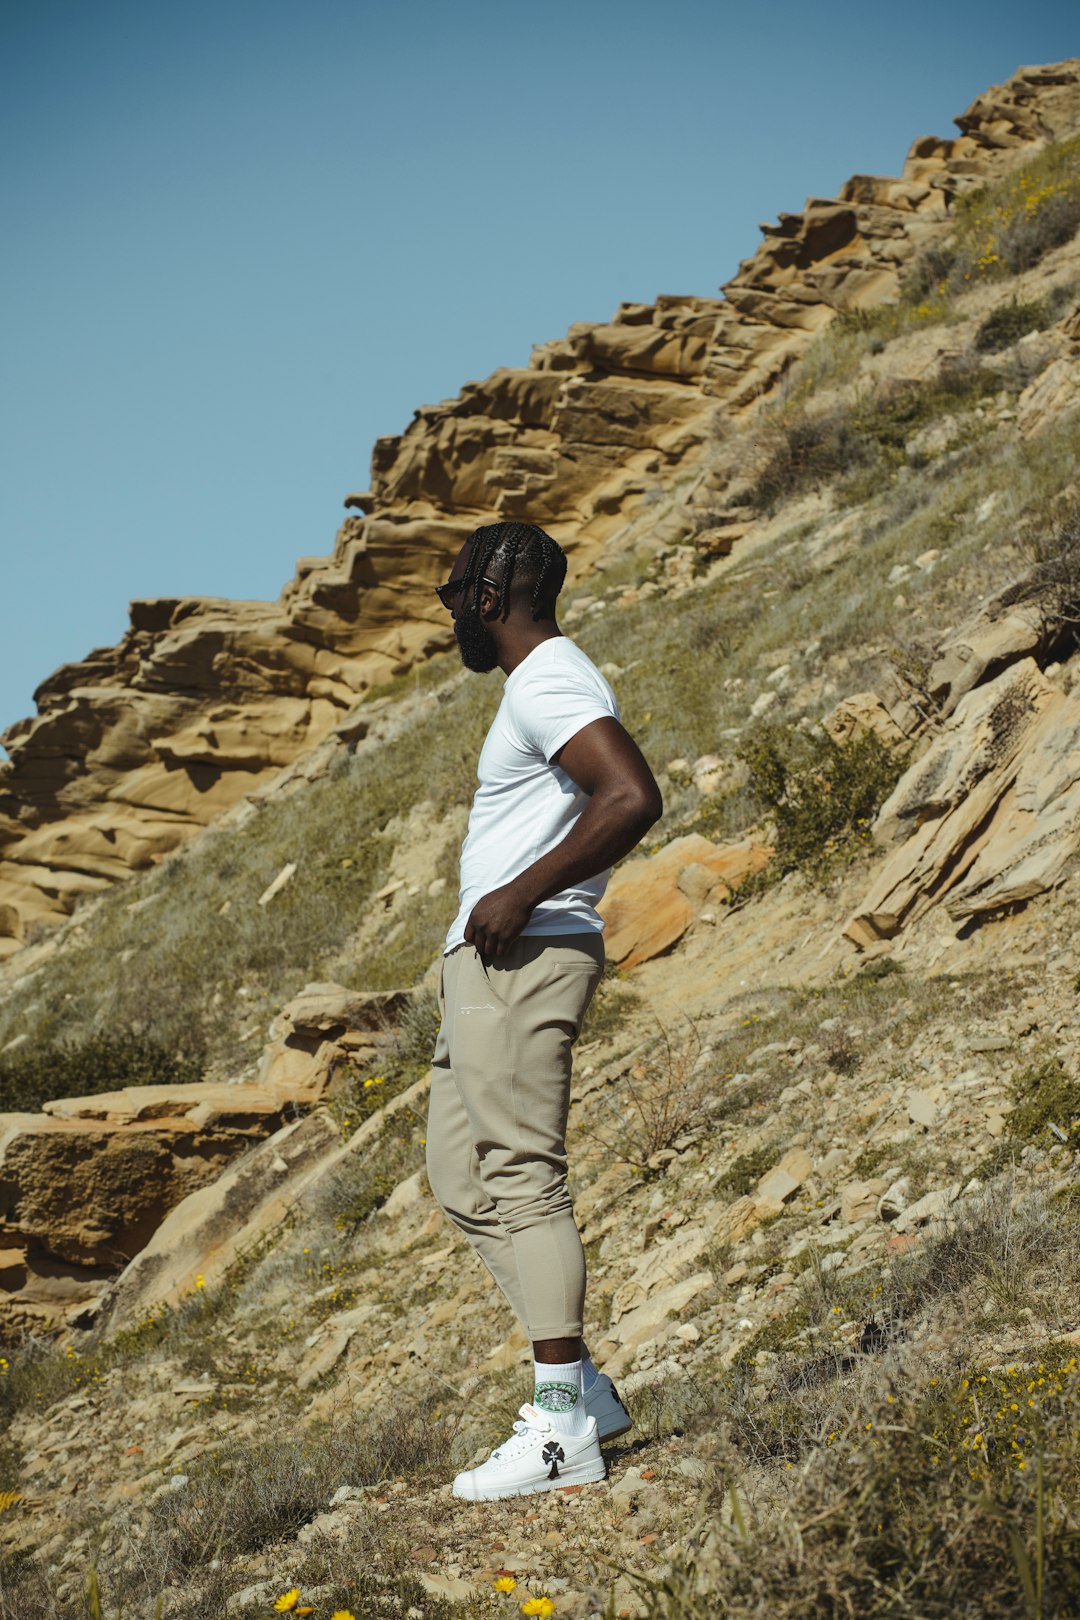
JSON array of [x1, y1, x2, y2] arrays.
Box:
[[489, 1403, 551, 1461]]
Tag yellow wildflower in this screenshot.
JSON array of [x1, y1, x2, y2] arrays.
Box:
[[494, 1576, 518, 1592], [274, 1594, 301, 1613], [521, 1601, 555, 1618]]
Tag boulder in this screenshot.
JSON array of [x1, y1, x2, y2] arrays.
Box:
[[256, 982, 411, 1100], [599, 835, 772, 970]]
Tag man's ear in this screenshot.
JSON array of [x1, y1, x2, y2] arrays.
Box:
[[478, 580, 501, 618]]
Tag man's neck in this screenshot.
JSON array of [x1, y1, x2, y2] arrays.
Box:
[[496, 621, 563, 676]]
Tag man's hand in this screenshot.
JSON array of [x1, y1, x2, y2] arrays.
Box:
[[464, 880, 534, 958]]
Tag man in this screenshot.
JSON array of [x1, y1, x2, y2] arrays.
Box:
[[425, 519, 663, 1501]]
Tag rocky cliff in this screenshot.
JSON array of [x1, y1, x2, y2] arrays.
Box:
[[3, 60, 1079, 956]]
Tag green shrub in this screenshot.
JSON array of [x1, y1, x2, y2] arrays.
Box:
[[715, 1143, 777, 1200], [750, 358, 999, 510], [737, 724, 908, 882], [1005, 1056, 1080, 1151], [0, 1029, 203, 1113], [975, 295, 1053, 352], [751, 405, 873, 509]]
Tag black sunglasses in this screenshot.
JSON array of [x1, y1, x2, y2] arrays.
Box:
[[435, 575, 498, 609]]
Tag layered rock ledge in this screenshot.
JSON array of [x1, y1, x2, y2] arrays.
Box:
[[2, 61, 1079, 952]]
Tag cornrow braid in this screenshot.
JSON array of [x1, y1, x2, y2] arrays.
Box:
[[460, 521, 568, 621]]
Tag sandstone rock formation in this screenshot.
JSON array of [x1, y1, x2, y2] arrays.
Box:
[[3, 61, 1079, 954], [0, 982, 408, 1336], [846, 657, 1080, 945], [598, 833, 772, 970]]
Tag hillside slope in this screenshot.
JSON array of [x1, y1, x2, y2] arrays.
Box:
[[1, 60, 1078, 952]]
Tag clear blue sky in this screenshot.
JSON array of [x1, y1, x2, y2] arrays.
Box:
[[2, 1, 1076, 743]]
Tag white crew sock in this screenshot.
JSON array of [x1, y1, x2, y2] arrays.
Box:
[[581, 1350, 600, 1392], [533, 1357, 588, 1436]]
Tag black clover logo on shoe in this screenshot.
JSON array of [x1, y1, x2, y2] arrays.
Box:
[[542, 1441, 566, 1480]]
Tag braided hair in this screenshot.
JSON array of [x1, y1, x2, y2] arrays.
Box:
[[459, 521, 568, 622]]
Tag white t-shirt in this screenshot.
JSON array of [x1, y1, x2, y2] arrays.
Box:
[[445, 637, 619, 951]]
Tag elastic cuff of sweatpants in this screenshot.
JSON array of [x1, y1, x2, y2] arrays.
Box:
[[525, 1317, 584, 1341]]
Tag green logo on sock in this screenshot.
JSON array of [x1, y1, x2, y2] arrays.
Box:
[[535, 1381, 579, 1413]]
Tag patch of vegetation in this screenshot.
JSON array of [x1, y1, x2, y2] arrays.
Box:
[[637, 1351, 1080, 1620], [580, 966, 641, 1047], [322, 1105, 427, 1234], [824, 1021, 862, 1076], [3, 1399, 465, 1620], [856, 954, 903, 983], [737, 723, 908, 883], [750, 404, 873, 510], [749, 354, 1002, 510], [974, 294, 1054, 352], [715, 1144, 777, 1200], [1004, 1055, 1080, 1150], [851, 1141, 892, 1179], [951, 132, 1080, 282], [574, 1017, 709, 1174], [1013, 495, 1080, 643], [0, 1028, 204, 1114]]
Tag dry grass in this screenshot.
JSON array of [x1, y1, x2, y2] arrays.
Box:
[[573, 1016, 710, 1174], [619, 1185, 1080, 1620], [0, 1396, 464, 1619]]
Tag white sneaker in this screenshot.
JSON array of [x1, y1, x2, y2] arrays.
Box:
[[452, 1404, 607, 1501], [584, 1372, 633, 1441]]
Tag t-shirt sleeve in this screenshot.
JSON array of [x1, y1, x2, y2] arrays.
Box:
[[508, 658, 619, 764]]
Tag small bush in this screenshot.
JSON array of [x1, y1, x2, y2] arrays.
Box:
[[575, 1018, 709, 1173], [0, 1029, 203, 1113], [1004, 1056, 1080, 1151], [751, 405, 873, 509], [1013, 497, 1080, 639], [737, 724, 908, 882], [974, 295, 1053, 352], [714, 1143, 777, 1199]]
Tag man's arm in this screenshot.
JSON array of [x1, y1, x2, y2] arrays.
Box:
[[464, 716, 663, 957]]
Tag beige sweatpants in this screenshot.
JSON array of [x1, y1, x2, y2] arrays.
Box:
[[425, 932, 604, 1341]]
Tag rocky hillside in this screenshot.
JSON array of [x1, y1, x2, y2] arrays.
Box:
[[1, 57, 1080, 1620], [2, 60, 1079, 953]]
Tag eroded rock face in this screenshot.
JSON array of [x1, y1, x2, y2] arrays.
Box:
[[0, 1103, 279, 1339], [0, 982, 411, 1338], [2, 60, 1079, 952], [845, 658, 1080, 944]]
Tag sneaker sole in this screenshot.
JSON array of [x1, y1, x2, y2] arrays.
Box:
[[596, 1415, 634, 1442], [453, 1456, 608, 1502]]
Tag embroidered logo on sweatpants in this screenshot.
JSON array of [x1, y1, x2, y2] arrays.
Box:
[[459, 1003, 497, 1015], [535, 1381, 579, 1413]]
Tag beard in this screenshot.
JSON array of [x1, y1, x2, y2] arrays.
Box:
[[454, 608, 500, 673]]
